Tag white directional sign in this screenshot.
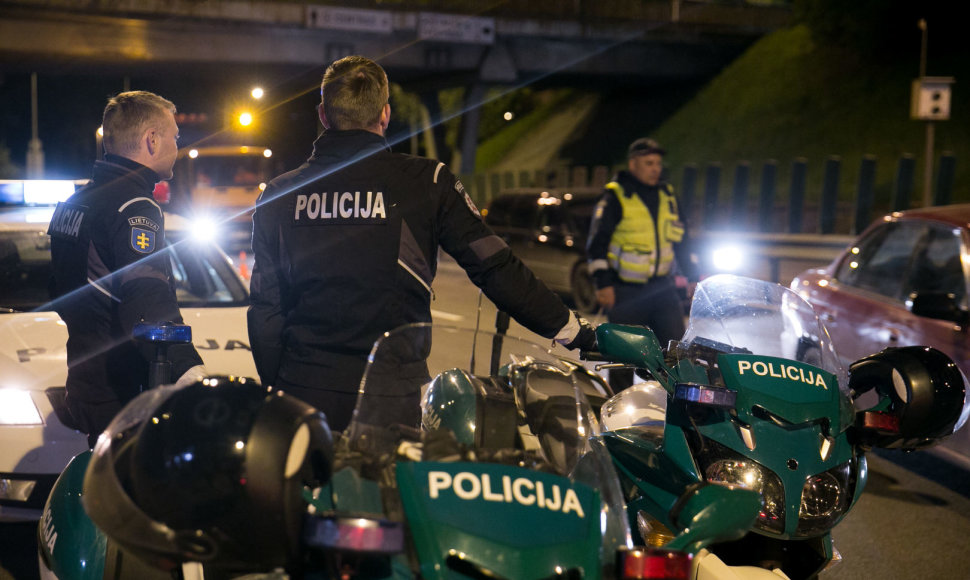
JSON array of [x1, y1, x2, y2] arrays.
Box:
[[418, 12, 495, 45]]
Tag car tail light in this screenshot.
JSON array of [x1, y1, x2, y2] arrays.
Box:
[[617, 547, 692, 580]]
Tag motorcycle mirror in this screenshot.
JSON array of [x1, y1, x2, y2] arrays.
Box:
[[596, 324, 668, 388], [848, 346, 969, 449], [665, 484, 761, 554]]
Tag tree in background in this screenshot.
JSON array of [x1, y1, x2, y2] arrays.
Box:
[[794, 0, 962, 67], [0, 144, 19, 178]]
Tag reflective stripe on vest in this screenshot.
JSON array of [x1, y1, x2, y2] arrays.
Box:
[[606, 182, 684, 283]]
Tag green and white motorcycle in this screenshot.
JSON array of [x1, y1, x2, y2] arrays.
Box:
[[586, 274, 969, 579], [40, 320, 760, 579]]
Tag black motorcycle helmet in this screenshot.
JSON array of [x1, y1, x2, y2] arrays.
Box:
[[849, 346, 969, 449], [82, 376, 334, 574]]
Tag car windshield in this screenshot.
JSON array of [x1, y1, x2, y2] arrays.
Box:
[[188, 155, 268, 188], [0, 226, 247, 312], [681, 274, 848, 391]]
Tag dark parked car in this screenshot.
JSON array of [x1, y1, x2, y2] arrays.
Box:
[[791, 204, 970, 462], [484, 189, 600, 313]]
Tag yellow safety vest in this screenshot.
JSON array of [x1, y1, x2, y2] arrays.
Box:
[[606, 182, 685, 283]]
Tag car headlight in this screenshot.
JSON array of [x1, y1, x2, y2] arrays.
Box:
[[710, 244, 745, 272], [0, 388, 44, 425], [189, 215, 220, 243]]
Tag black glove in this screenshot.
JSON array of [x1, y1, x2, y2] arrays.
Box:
[[563, 314, 597, 351]]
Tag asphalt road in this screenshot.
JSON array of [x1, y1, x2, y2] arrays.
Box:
[[3, 254, 970, 580]]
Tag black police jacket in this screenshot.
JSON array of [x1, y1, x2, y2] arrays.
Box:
[[248, 130, 570, 390], [48, 155, 203, 405]]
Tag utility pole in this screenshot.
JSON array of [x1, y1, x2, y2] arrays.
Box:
[[26, 72, 45, 178], [911, 20, 954, 207], [919, 20, 932, 206]]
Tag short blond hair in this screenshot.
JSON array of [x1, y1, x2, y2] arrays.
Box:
[[321, 56, 388, 131], [102, 91, 176, 156]]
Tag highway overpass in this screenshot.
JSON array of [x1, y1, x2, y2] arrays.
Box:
[[0, 0, 792, 172]]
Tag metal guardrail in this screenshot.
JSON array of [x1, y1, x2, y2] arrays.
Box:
[[695, 230, 854, 285]]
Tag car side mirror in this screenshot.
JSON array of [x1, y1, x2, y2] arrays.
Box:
[[848, 346, 969, 450], [910, 291, 969, 325]]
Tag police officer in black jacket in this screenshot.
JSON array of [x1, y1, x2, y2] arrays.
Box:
[[248, 56, 594, 432], [48, 91, 206, 447]]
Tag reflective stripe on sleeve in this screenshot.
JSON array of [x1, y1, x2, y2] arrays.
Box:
[[588, 259, 610, 274], [117, 196, 162, 214]]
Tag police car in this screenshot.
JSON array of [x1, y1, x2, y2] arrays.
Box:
[[0, 179, 256, 522]]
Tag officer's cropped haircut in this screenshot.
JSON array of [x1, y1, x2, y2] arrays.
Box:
[[321, 55, 389, 131], [101, 91, 176, 157]]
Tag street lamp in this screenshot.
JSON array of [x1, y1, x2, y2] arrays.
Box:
[[251, 87, 264, 100]]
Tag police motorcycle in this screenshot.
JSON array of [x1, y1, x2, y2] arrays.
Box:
[[40, 318, 746, 580], [584, 274, 970, 580]]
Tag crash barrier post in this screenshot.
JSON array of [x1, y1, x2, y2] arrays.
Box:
[[571, 166, 588, 188], [474, 174, 487, 205], [758, 160, 777, 233], [819, 156, 840, 234], [788, 158, 807, 234], [854, 155, 877, 235], [731, 161, 750, 230], [703, 163, 721, 230], [935, 153, 956, 207], [591, 165, 610, 188], [556, 165, 571, 188], [892, 154, 915, 211], [681, 164, 698, 226]]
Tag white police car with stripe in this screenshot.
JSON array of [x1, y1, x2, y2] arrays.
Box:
[[0, 179, 257, 522]]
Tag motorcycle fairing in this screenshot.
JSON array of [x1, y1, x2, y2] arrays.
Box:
[[38, 451, 107, 580], [396, 461, 603, 579], [718, 354, 842, 428]]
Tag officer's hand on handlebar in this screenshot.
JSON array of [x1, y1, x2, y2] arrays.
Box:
[[557, 312, 597, 352]]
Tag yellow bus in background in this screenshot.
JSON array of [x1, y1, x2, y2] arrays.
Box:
[[166, 144, 277, 252]]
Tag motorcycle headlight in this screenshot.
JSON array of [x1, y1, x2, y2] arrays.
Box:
[[694, 437, 855, 538], [796, 462, 852, 537], [694, 439, 786, 535]]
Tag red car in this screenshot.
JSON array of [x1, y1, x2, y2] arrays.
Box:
[[791, 204, 970, 463]]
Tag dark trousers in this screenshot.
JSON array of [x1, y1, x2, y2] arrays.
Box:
[[66, 396, 127, 448], [606, 276, 686, 391]]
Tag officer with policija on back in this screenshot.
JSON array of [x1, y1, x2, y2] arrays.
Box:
[[248, 55, 596, 432]]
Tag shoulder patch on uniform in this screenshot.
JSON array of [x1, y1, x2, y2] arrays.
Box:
[[128, 216, 160, 232], [457, 180, 481, 217], [594, 199, 606, 219], [130, 227, 156, 253]]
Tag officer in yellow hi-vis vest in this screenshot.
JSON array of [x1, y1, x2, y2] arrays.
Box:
[[586, 138, 698, 390]]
